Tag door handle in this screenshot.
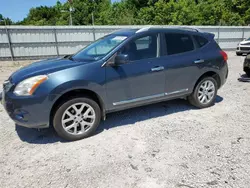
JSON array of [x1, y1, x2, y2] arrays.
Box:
[[151, 66, 164, 72], [194, 59, 205, 64]]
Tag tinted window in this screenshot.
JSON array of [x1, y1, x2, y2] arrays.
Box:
[[194, 35, 208, 48], [165, 33, 194, 55], [120, 34, 157, 61]]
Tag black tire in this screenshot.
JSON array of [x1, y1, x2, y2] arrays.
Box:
[[236, 52, 242, 56], [53, 97, 101, 141], [188, 77, 218, 108], [245, 70, 250, 77]]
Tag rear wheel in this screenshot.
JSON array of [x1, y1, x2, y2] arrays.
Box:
[[188, 77, 218, 108], [53, 97, 101, 141]]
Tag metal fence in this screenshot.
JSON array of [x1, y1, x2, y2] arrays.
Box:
[[0, 25, 250, 61]]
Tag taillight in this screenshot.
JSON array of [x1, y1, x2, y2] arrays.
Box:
[[220, 51, 228, 62]]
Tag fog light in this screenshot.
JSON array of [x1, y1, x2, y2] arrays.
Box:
[[15, 114, 24, 120], [14, 109, 29, 121]]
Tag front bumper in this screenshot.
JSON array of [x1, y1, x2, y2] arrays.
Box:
[[1, 90, 53, 129], [236, 46, 250, 54]]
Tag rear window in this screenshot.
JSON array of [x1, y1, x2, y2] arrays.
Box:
[[165, 33, 194, 55], [194, 35, 208, 48]]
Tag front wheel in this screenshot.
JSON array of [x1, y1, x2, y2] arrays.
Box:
[[53, 97, 101, 141], [236, 52, 242, 56], [188, 77, 218, 108]]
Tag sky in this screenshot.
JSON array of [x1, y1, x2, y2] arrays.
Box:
[[0, 0, 118, 22]]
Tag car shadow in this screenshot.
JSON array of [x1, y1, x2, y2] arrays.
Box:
[[239, 74, 249, 78], [238, 73, 250, 82], [15, 125, 65, 144], [96, 95, 223, 133], [16, 95, 223, 144]]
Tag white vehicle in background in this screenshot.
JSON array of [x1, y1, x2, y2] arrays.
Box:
[[236, 37, 250, 56]]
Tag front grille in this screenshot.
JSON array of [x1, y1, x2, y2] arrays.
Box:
[[240, 47, 250, 51]]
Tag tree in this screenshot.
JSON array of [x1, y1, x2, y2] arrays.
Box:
[[54, 1, 68, 25], [103, 1, 136, 25], [194, 0, 244, 26], [20, 6, 60, 25], [137, 0, 246, 26], [137, 0, 199, 25], [232, 0, 250, 25], [95, 0, 113, 25], [56, 0, 112, 25], [15, 0, 250, 26], [125, 0, 160, 9], [0, 14, 14, 25]]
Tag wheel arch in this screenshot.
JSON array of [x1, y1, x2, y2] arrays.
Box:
[[193, 71, 221, 91], [50, 88, 106, 125]]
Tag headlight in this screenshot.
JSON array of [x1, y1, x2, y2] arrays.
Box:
[[14, 75, 48, 96]]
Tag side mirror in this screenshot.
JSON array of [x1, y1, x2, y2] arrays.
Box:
[[114, 54, 129, 65]]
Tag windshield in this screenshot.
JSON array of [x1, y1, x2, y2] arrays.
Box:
[[72, 35, 128, 61], [246, 37, 250, 41]]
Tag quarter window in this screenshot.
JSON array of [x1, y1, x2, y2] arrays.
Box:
[[194, 35, 209, 48], [165, 33, 194, 55]]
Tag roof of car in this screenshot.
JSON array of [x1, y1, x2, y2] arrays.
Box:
[[112, 27, 202, 36]]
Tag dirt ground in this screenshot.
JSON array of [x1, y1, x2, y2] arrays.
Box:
[[0, 52, 250, 188]]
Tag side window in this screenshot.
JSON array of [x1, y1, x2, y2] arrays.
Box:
[[165, 33, 194, 55], [135, 36, 150, 50], [193, 35, 209, 48], [120, 34, 157, 61]]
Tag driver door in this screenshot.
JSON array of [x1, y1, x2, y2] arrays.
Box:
[[105, 33, 166, 111]]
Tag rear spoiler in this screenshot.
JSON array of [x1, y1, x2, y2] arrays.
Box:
[[203, 32, 215, 41]]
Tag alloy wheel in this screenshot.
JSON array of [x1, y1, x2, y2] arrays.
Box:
[[61, 102, 96, 135], [197, 80, 215, 104]]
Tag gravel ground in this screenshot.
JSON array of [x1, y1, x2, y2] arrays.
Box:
[[0, 52, 250, 188]]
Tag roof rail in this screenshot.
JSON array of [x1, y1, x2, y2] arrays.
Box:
[[136, 26, 152, 33], [168, 26, 201, 32], [135, 26, 202, 33], [179, 27, 201, 32]]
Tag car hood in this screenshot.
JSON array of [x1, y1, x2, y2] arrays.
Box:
[[10, 58, 85, 84], [240, 40, 250, 45]]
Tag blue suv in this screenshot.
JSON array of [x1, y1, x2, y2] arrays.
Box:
[[1, 27, 228, 140]]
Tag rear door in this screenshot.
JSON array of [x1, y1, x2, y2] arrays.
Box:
[[161, 32, 202, 96]]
